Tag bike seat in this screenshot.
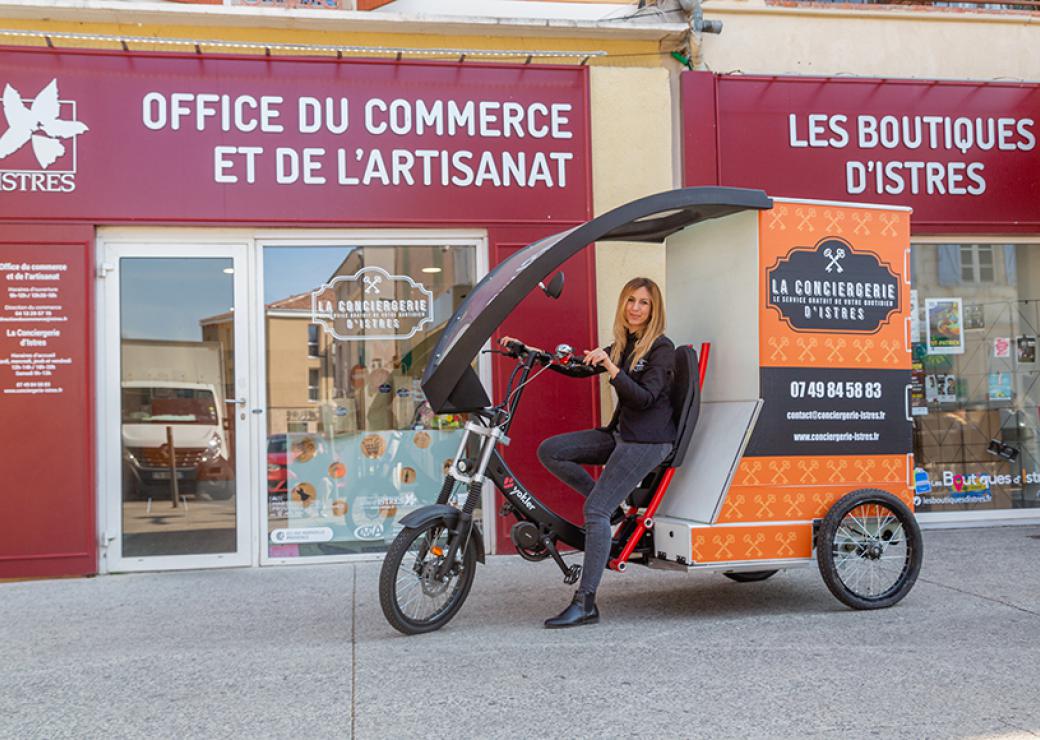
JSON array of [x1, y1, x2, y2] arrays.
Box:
[[666, 344, 701, 468], [626, 344, 702, 508]]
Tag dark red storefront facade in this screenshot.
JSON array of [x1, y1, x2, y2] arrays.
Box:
[[0, 46, 598, 578], [682, 71, 1040, 233], [683, 71, 1040, 523]]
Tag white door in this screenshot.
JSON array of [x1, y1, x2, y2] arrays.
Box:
[[99, 241, 254, 571]]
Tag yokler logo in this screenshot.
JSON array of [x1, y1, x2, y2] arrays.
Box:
[[0, 78, 88, 193]]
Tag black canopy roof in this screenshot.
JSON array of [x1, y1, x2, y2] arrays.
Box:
[[422, 186, 773, 412]]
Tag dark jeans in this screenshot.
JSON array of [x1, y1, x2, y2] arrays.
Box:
[[537, 429, 672, 594]]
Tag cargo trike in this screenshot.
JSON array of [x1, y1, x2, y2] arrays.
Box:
[[379, 186, 923, 635]]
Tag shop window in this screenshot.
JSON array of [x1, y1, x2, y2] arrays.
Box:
[[307, 323, 320, 358], [911, 241, 1040, 515], [263, 241, 480, 559]]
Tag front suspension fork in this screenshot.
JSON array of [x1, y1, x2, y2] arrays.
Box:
[[434, 478, 483, 580]]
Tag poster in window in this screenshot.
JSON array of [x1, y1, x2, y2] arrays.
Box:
[[988, 372, 1013, 401], [911, 358, 928, 415], [926, 298, 964, 355], [1017, 335, 1036, 364], [925, 373, 957, 404], [963, 303, 985, 331], [994, 337, 1011, 359], [910, 290, 921, 344]]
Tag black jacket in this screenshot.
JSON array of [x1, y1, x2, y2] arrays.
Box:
[[552, 333, 676, 444]]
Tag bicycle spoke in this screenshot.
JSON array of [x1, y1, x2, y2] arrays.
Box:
[[835, 502, 913, 598]]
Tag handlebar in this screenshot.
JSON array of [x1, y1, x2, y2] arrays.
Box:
[[501, 340, 590, 372], [477, 339, 598, 430]]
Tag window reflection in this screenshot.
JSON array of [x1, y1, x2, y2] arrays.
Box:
[[119, 258, 237, 558], [912, 242, 1040, 513]]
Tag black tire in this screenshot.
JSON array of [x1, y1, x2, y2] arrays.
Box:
[[379, 520, 477, 635], [723, 570, 779, 583], [817, 489, 923, 610]]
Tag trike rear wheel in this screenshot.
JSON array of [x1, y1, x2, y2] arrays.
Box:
[[379, 520, 477, 635], [817, 489, 923, 610]]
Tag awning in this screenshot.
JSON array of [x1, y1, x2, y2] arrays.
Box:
[[422, 186, 773, 412]]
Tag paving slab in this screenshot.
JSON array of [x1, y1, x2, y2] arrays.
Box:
[[353, 527, 1040, 739], [1, 525, 1038, 739]]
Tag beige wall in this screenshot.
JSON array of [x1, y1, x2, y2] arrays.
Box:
[[699, 1, 1040, 81], [589, 64, 676, 419], [589, 66, 674, 342]]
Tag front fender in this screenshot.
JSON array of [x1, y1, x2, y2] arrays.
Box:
[[398, 505, 485, 563]]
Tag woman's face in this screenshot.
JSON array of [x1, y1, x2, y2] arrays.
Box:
[[624, 287, 653, 330]]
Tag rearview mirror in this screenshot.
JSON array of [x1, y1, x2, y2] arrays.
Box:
[[539, 272, 565, 300]]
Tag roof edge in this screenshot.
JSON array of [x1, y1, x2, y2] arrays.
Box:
[[0, 0, 689, 42]]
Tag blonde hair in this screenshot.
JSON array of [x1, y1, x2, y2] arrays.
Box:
[[609, 277, 665, 370]]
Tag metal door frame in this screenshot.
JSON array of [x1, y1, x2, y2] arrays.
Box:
[[96, 227, 494, 572], [96, 233, 255, 572]]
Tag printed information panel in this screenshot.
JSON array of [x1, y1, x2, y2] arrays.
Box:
[[0, 255, 75, 396], [0, 242, 91, 576], [746, 367, 911, 456]]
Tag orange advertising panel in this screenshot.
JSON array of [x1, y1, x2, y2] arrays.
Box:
[[714, 201, 915, 527], [721, 455, 913, 524], [691, 523, 813, 564], [744, 201, 913, 461], [759, 202, 911, 371]]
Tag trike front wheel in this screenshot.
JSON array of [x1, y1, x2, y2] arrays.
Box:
[[379, 520, 477, 635], [817, 489, 923, 610]]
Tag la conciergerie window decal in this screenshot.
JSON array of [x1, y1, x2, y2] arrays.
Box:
[[310, 265, 434, 342]]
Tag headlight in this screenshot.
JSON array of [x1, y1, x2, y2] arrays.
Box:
[[208, 431, 222, 448]]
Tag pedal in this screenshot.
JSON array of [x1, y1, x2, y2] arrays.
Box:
[[540, 533, 579, 583]]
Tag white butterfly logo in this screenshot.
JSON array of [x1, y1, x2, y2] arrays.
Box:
[[0, 79, 89, 169]]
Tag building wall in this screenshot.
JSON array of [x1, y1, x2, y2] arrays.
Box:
[[266, 315, 321, 433], [589, 65, 675, 418], [699, 1, 1039, 81]]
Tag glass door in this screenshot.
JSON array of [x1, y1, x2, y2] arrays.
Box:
[[100, 242, 252, 571]]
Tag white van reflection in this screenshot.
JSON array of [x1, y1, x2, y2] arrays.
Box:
[[120, 338, 233, 502], [121, 383, 232, 500]]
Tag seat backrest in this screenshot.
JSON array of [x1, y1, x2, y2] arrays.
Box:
[[667, 344, 701, 468]]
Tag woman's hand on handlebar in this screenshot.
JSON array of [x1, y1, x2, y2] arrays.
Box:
[[584, 347, 619, 378]]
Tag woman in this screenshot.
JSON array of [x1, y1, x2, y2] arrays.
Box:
[[501, 277, 676, 628]]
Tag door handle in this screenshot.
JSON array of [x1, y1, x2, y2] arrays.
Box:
[[231, 398, 247, 406]]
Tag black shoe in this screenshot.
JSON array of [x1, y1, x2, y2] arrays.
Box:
[[544, 590, 599, 629]]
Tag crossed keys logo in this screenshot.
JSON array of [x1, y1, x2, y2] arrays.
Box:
[[0, 79, 88, 169], [363, 274, 383, 294], [824, 246, 846, 273]]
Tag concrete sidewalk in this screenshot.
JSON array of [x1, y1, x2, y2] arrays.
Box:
[[2, 525, 1039, 739]]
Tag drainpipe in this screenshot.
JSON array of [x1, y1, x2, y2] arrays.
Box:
[[678, 0, 723, 70]]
